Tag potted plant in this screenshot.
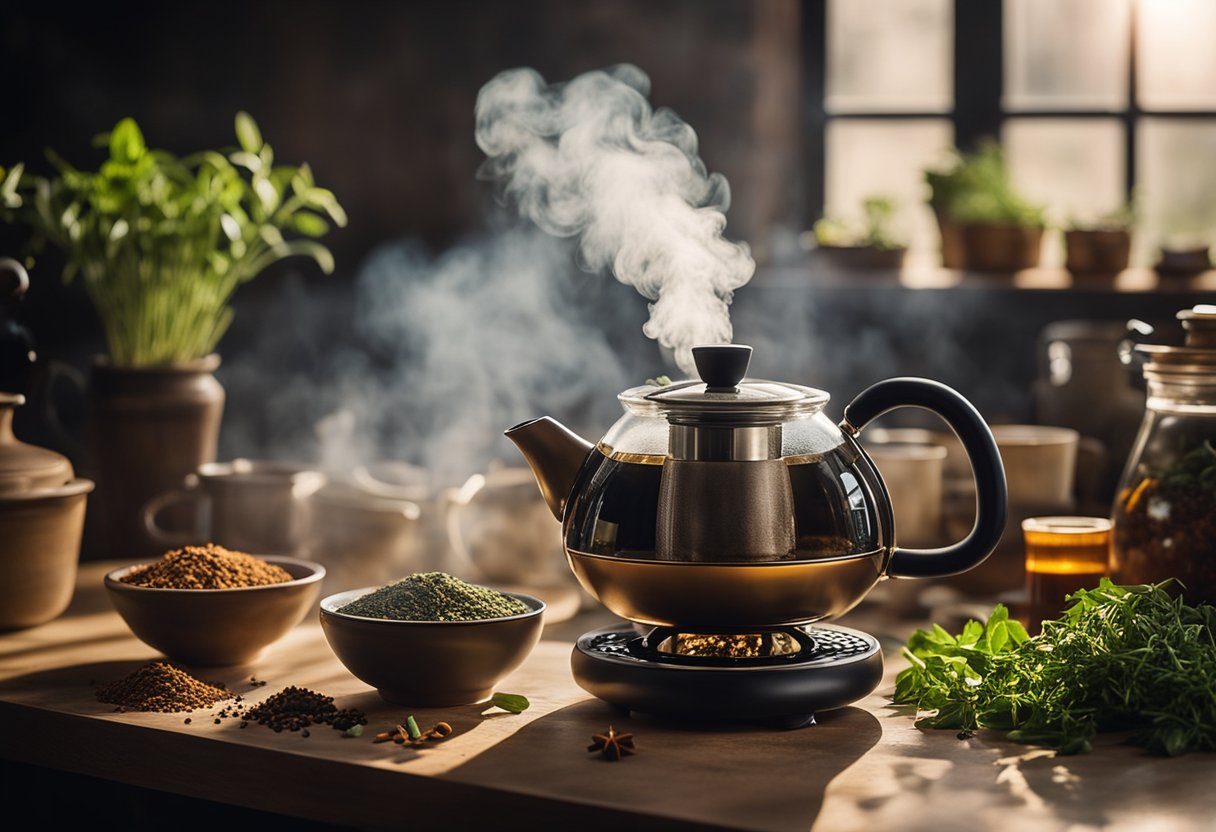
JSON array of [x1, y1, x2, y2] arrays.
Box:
[[0, 114, 346, 556], [1155, 233, 1211, 277], [809, 195, 908, 270], [1065, 203, 1134, 275], [926, 140, 1046, 272]]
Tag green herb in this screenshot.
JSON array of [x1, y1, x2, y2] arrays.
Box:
[[893, 579, 1216, 756], [405, 715, 421, 740], [343, 724, 364, 738], [813, 194, 905, 250], [0, 113, 345, 367], [490, 692, 530, 714], [645, 375, 672, 387], [338, 572, 529, 621], [925, 140, 1044, 228]]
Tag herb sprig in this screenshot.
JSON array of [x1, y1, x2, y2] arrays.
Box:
[[893, 579, 1216, 756]]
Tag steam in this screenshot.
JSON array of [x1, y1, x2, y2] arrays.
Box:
[[475, 64, 755, 373]]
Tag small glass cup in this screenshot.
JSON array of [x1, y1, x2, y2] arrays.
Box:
[[1022, 516, 1112, 634]]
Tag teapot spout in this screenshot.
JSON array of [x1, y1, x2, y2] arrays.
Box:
[[504, 417, 594, 521]]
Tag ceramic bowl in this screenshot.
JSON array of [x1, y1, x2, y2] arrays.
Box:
[[319, 588, 545, 706], [104, 556, 325, 665]]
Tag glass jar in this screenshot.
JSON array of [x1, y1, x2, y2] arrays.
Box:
[[1111, 306, 1216, 604]]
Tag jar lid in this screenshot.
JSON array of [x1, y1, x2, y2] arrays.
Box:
[[624, 345, 829, 425], [1136, 305, 1216, 375], [0, 393, 75, 495]]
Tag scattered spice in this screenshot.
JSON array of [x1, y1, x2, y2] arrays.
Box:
[[338, 572, 529, 621], [343, 724, 364, 738], [121, 543, 292, 589], [244, 686, 367, 734], [375, 720, 455, 747], [96, 661, 231, 713], [588, 726, 635, 761]]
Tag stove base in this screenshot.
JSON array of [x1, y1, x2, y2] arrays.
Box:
[[572, 623, 883, 726]]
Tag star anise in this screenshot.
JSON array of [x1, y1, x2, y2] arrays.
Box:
[[587, 725, 635, 761]]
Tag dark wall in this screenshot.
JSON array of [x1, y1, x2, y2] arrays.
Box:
[[0, 0, 803, 462]]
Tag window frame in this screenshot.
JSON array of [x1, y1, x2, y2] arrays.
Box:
[[802, 0, 1216, 230]]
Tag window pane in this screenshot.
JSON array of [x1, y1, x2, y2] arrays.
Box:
[[1004, 119, 1125, 267], [1137, 119, 1216, 259], [826, 0, 952, 113], [1138, 0, 1216, 110], [825, 119, 954, 264], [1004, 0, 1131, 111]]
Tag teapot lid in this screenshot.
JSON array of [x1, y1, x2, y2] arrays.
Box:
[[1134, 305, 1216, 375], [630, 345, 829, 425], [0, 393, 75, 495]]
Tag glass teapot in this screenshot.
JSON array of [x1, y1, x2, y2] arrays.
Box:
[[507, 345, 1007, 628], [1112, 305, 1216, 605]]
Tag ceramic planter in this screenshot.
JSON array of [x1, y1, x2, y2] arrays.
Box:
[[88, 355, 224, 558], [1065, 229, 1131, 274]]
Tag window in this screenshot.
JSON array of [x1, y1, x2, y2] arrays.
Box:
[[806, 0, 1216, 267]]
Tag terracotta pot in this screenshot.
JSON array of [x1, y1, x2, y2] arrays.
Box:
[[959, 223, 1043, 272], [0, 393, 94, 630], [88, 355, 224, 559], [1155, 245, 1211, 276], [934, 213, 967, 269], [1065, 229, 1131, 274]]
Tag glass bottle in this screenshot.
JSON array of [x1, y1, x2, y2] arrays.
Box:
[[1111, 305, 1216, 605]]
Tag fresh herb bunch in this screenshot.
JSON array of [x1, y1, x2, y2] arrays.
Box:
[[813, 194, 905, 251], [0, 113, 346, 366], [894, 579, 1216, 756], [925, 140, 1044, 228]]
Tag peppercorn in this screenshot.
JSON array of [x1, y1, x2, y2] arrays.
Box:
[[244, 686, 368, 735]]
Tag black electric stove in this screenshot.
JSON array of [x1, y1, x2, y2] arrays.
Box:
[[572, 622, 884, 729]]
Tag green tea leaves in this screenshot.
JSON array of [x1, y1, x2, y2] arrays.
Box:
[[491, 692, 530, 714], [894, 579, 1216, 756]]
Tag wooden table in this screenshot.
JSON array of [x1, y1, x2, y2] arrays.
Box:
[[2, 564, 1213, 831]]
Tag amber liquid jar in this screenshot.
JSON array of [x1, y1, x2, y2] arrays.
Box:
[[1022, 516, 1111, 634]]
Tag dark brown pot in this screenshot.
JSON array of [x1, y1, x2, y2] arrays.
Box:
[[959, 223, 1043, 272], [88, 355, 224, 559], [1065, 229, 1131, 274], [814, 245, 908, 271]]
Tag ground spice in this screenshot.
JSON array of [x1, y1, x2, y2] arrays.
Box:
[[96, 661, 231, 712], [121, 543, 293, 589], [245, 686, 368, 734], [338, 572, 529, 621]]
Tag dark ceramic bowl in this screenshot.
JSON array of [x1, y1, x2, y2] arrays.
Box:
[[319, 588, 545, 706], [104, 556, 325, 666]]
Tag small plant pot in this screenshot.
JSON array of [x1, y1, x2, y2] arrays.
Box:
[[1155, 245, 1211, 276], [934, 214, 967, 269], [1065, 229, 1131, 274], [814, 244, 907, 271], [959, 223, 1043, 272]]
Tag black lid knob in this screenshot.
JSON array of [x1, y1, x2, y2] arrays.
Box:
[[692, 344, 752, 392]]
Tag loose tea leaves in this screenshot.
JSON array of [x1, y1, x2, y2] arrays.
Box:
[[96, 661, 231, 713], [245, 686, 368, 734], [893, 580, 1216, 756], [121, 544, 292, 589], [338, 572, 529, 621]]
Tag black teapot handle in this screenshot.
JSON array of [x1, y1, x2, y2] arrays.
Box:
[[842, 378, 1007, 579]]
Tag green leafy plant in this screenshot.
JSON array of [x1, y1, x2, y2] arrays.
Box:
[[813, 195, 905, 250], [894, 580, 1216, 756], [0, 113, 346, 366], [925, 140, 1044, 228]]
